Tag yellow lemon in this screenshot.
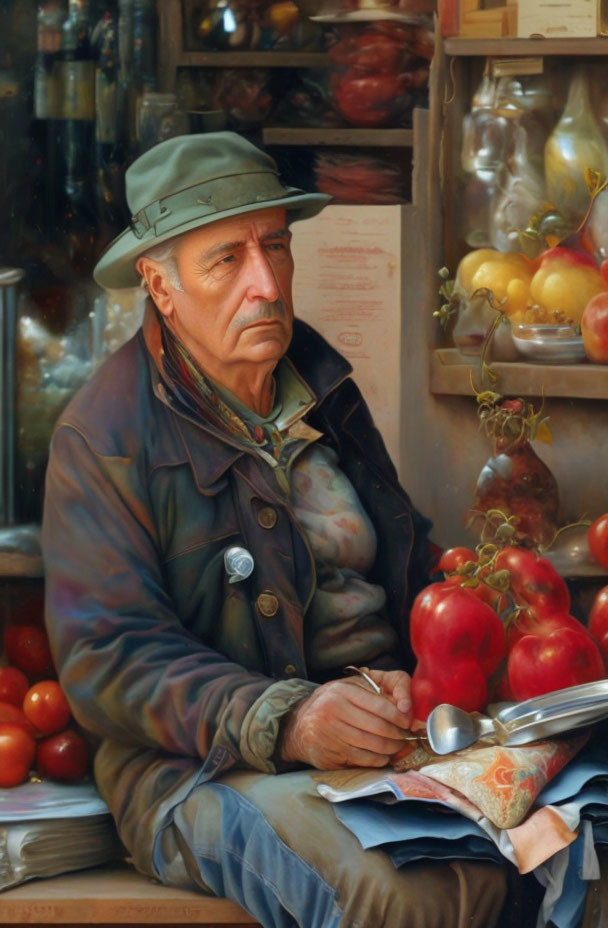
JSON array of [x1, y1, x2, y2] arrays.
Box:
[[455, 249, 501, 292], [530, 266, 605, 324]]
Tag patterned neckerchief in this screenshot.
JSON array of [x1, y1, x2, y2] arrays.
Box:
[[159, 319, 322, 485]]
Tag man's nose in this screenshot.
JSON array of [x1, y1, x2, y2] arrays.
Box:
[[245, 245, 280, 302]]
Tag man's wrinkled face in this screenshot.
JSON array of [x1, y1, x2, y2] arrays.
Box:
[[159, 207, 294, 381]]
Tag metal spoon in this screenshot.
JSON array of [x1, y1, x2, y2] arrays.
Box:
[[344, 665, 382, 695], [427, 682, 608, 755], [426, 704, 500, 754]]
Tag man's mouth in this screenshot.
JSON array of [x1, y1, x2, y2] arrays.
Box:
[[248, 317, 283, 327], [236, 300, 287, 331]]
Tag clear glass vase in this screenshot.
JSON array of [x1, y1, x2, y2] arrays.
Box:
[[545, 68, 608, 227]]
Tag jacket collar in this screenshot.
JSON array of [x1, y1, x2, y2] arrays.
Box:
[[287, 317, 352, 404], [142, 301, 353, 493]]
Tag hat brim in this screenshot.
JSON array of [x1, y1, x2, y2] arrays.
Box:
[[93, 190, 331, 290]]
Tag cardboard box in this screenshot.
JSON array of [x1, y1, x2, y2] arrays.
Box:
[[517, 0, 598, 37]]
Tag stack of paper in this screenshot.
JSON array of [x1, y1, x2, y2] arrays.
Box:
[[0, 779, 124, 890]]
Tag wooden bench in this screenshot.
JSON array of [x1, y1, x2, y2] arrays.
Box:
[[2, 855, 607, 928], [0, 865, 262, 927]]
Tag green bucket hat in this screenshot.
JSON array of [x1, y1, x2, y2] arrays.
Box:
[[93, 131, 331, 290]]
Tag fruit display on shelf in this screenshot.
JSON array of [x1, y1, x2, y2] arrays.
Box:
[[442, 59, 608, 367], [186, 0, 325, 52], [439, 242, 608, 366], [0, 624, 90, 789]]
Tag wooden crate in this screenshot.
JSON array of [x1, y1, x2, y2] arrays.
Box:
[[459, 0, 517, 37]]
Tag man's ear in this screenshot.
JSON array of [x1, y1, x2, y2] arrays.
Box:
[[136, 257, 175, 319]]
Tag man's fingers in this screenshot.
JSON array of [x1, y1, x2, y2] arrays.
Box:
[[310, 736, 393, 769], [363, 669, 413, 720], [341, 680, 411, 733], [280, 677, 414, 768], [341, 746, 391, 768], [327, 716, 409, 755]]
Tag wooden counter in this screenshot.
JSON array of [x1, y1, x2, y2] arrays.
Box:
[[0, 865, 261, 927]]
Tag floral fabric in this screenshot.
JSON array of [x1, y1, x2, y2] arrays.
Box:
[[392, 734, 588, 829]]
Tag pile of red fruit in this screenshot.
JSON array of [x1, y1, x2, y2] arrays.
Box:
[[0, 624, 89, 788], [410, 514, 608, 723]]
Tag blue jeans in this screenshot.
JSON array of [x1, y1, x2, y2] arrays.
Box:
[[152, 768, 508, 928]]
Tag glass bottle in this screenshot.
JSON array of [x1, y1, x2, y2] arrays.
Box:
[[59, 0, 95, 120], [118, 0, 157, 150], [93, 0, 127, 240], [491, 125, 547, 255], [136, 92, 189, 153], [94, 2, 119, 150], [117, 0, 135, 147], [492, 73, 554, 172], [545, 68, 608, 228], [57, 0, 99, 279], [460, 68, 508, 248], [461, 70, 501, 174], [32, 2, 66, 244], [132, 0, 157, 96], [34, 1, 64, 120], [0, 56, 27, 266]]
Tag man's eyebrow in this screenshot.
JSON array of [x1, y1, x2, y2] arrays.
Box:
[[199, 228, 291, 264], [261, 227, 291, 241], [199, 239, 244, 263]]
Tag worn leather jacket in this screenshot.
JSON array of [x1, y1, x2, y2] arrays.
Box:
[[42, 305, 433, 871]]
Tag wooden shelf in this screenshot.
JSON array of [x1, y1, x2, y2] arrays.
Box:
[[0, 551, 43, 579], [444, 37, 608, 57], [262, 126, 414, 147], [430, 348, 608, 399], [0, 526, 43, 578], [177, 50, 330, 68]]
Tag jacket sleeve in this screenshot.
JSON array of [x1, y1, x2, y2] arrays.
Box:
[[42, 422, 315, 771]]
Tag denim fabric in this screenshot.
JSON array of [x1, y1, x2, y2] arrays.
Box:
[[151, 769, 509, 928], [155, 782, 342, 928]]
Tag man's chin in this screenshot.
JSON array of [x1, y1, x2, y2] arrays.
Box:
[[240, 326, 292, 360]]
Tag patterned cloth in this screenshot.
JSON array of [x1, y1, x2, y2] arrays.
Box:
[[391, 733, 589, 829], [418, 737, 588, 830]]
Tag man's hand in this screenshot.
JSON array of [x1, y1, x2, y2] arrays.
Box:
[[279, 670, 413, 770]]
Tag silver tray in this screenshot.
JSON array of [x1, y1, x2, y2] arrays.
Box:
[[491, 680, 608, 746]]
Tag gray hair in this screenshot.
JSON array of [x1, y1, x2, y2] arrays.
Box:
[[140, 237, 185, 291]]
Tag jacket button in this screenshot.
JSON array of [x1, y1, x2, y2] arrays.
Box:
[[257, 506, 278, 529], [256, 591, 279, 617], [284, 664, 296, 674]]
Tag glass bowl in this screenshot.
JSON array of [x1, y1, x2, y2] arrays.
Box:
[[511, 323, 586, 364]]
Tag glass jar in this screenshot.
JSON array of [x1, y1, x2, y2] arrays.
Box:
[[326, 21, 431, 128], [136, 92, 189, 153]]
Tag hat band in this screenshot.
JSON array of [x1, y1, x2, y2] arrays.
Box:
[[130, 172, 299, 240]]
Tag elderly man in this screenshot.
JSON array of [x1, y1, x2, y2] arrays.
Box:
[[42, 132, 507, 927]]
